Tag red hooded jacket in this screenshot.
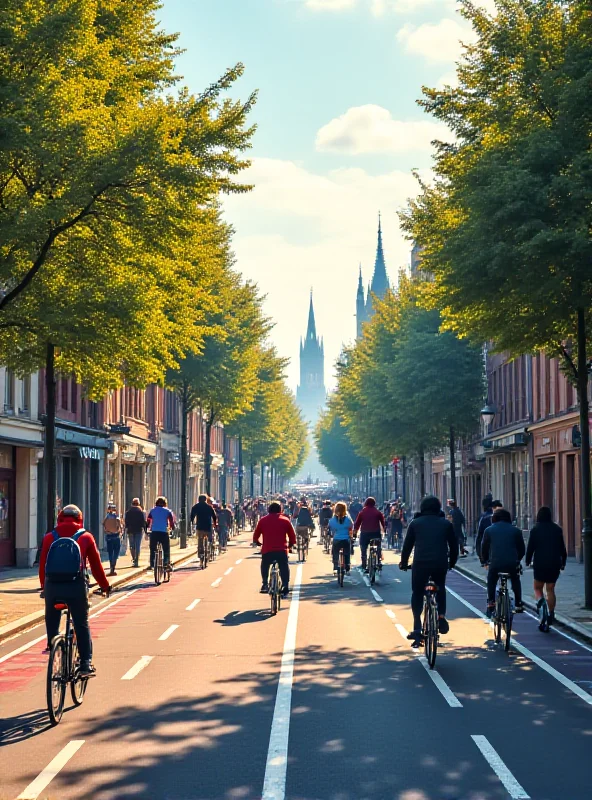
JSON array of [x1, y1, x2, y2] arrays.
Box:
[[253, 513, 296, 554], [39, 512, 110, 590]]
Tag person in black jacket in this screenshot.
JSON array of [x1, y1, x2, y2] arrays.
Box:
[[400, 495, 458, 644], [190, 495, 218, 562], [526, 507, 567, 625], [481, 508, 525, 617], [124, 498, 147, 568], [476, 498, 503, 561]]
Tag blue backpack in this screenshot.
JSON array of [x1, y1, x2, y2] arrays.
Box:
[[45, 530, 85, 582]]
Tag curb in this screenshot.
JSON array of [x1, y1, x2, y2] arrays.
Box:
[[454, 563, 592, 645], [0, 545, 198, 645]]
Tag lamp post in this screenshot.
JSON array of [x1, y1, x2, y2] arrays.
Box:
[[480, 404, 497, 428]]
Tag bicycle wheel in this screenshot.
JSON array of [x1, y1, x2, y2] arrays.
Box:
[[504, 592, 512, 652], [298, 540, 304, 562], [369, 554, 376, 585], [154, 544, 163, 585], [70, 637, 88, 706], [270, 572, 278, 616], [163, 563, 171, 584], [493, 593, 502, 644], [47, 637, 67, 725]]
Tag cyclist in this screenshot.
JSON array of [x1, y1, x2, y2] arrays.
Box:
[[190, 494, 217, 562], [39, 504, 111, 678], [526, 506, 567, 626], [353, 497, 385, 572], [295, 499, 315, 544], [330, 502, 353, 573], [218, 503, 233, 551], [253, 501, 295, 598], [318, 500, 333, 545], [481, 507, 525, 618], [147, 496, 175, 569], [399, 495, 458, 645], [349, 497, 363, 520], [476, 497, 503, 560]]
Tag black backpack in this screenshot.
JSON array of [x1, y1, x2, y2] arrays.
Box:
[[45, 530, 85, 583]]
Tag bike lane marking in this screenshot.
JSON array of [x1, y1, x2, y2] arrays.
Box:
[[17, 740, 85, 799], [235, 559, 243, 565], [471, 735, 530, 799], [224, 567, 233, 576], [121, 655, 153, 680], [446, 584, 592, 706], [261, 563, 303, 800], [211, 577, 222, 588], [158, 624, 179, 641], [186, 598, 201, 611], [370, 589, 383, 603]]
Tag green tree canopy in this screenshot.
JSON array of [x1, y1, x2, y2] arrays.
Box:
[[315, 404, 370, 479]]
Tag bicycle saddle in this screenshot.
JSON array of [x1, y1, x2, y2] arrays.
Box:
[[53, 602, 68, 610]]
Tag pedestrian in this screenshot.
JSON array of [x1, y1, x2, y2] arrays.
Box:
[[526, 506, 567, 626], [103, 502, 123, 576], [481, 508, 526, 617], [124, 498, 147, 568], [447, 498, 467, 556], [353, 497, 385, 572]]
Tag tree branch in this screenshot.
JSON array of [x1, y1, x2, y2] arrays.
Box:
[[558, 343, 579, 384]]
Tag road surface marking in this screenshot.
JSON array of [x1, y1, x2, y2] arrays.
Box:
[[418, 656, 463, 707], [186, 599, 201, 611], [224, 567, 233, 576], [447, 586, 592, 706], [395, 622, 409, 639], [236, 559, 243, 565], [17, 740, 85, 799], [471, 735, 530, 798], [385, 609, 397, 620], [158, 624, 179, 641], [370, 589, 383, 603], [90, 589, 138, 618], [262, 564, 303, 800], [211, 577, 222, 588], [0, 634, 46, 665], [121, 655, 153, 680]]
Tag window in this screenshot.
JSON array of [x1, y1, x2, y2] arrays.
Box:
[[21, 374, 30, 412], [61, 377, 69, 410], [4, 370, 14, 411]]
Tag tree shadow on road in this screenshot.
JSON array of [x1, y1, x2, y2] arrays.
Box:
[[0, 709, 50, 745]]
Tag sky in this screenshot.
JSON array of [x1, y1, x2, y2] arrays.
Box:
[[158, 0, 496, 391]]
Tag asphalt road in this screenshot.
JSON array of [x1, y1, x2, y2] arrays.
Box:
[[1, 529, 591, 800]]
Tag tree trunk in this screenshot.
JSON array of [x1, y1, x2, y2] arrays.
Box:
[[419, 447, 426, 498], [238, 436, 244, 503], [449, 426, 457, 503], [204, 411, 213, 496], [45, 343, 57, 532], [179, 383, 188, 548], [576, 309, 592, 607]]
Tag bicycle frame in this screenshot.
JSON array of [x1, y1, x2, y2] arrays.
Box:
[[493, 573, 513, 651], [268, 560, 282, 615]]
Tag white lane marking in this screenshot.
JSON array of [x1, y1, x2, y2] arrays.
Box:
[[418, 656, 463, 708], [385, 609, 397, 620], [471, 735, 530, 799], [0, 634, 46, 665], [90, 589, 138, 618], [456, 568, 592, 654], [446, 585, 592, 706], [121, 655, 153, 680], [395, 622, 409, 639], [211, 577, 222, 588], [17, 740, 85, 799], [235, 559, 243, 565], [262, 564, 303, 800], [158, 624, 179, 641], [186, 599, 201, 611], [224, 567, 233, 576], [370, 589, 383, 603]]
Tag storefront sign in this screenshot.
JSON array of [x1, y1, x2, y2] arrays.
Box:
[[78, 446, 101, 460]]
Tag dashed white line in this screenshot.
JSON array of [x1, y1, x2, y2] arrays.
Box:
[[224, 567, 233, 576], [17, 740, 86, 799], [158, 624, 179, 641], [211, 577, 222, 588], [446, 585, 592, 706], [121, 655, 153, 680], [262, 564, 303, 800], [471, 735, 530, 799], [418, 656, 463, 707], [235, 559, 243, 565], [385, 609, 396, 621], [186, 599, 201, 611], [90, 588, 138, 618], [395, 622, 409, 640], [370, 589, 383, 603]]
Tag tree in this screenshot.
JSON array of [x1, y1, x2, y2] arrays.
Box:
[[400, 0, 592, 601], [315, 405, 370, 485]]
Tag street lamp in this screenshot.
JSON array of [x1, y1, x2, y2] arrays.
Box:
[[480, 404, 497, 427]]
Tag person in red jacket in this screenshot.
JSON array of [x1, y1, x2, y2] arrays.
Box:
[[354, 497, 386, 572], [39, 504, 111, 677], [253, 501, 296, 598]]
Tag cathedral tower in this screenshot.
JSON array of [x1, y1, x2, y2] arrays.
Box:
[[297, 291, 326, 427], [356, 213, 390, 339]]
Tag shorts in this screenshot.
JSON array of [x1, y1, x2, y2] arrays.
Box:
[[533, 568, 560, 584]]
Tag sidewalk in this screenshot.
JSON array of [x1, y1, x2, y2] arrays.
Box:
[[0, 535, 198, 642], [456, 546, 592, 640]]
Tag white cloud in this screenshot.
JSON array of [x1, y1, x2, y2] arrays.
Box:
[[304, 0, 356, 10], [224, 158, 426, 390], [396, 18, 477, 64], [315, 105, 448, 155]]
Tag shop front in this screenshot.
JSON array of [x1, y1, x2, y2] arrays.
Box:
[[107, 433, 157, 519], [0, 445, 15, 567], [484, 430, 532, 531]]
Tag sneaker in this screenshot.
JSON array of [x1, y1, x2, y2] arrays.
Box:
[[363, 568, 369, 574], [109, 569, 117, 576], [411, 639, 422, 649], [260, 584, 269, 594], [514, 603, 524, 613], [407, 630, 422, 642], [438, 616, 449, 635], [79, 660, 97, 678]]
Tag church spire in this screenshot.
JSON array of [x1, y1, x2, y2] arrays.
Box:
[[306, 289, 317, 341], [370, 211, 389, 298]]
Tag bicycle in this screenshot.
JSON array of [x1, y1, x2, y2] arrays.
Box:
[[297, 531, 309, 563], [209, 533, 218, 563], [46, 603, 89, 725], [322, 525, 331, 554], [336, 545, 346, 587], [368, 537, 381, 585], [421, 577, 439, 668], [492, 571, 515, 651], [268, 559, 282, 616]]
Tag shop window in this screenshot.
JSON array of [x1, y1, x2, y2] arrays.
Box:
[[4, 370, 14, 412]]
